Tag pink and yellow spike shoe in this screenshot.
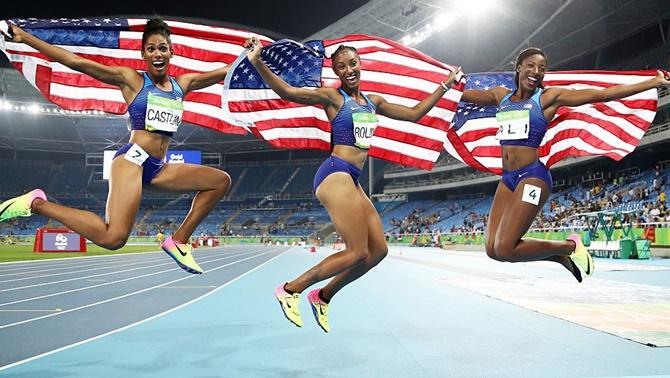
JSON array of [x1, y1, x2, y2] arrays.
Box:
[[0, 189, 46, 222], [567, 233, 594, 277], [307, 289, 330, 333], [274, 283, 303, 327], [161, 236, 203, 274]]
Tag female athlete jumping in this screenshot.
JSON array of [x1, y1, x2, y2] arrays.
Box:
[[0, 19, 232, 274]]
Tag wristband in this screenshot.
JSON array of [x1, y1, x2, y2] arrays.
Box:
[[440, 81, 450, 92]]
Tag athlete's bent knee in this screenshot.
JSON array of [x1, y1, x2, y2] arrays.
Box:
[[372, 245, 388, 265], [346, 248, 369, 267], [99, 234, 129, 250], [485, 239, 498, 261], [219, 171, 232, 193], [493, 241, 517, 262]]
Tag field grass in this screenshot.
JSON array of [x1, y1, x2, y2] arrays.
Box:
[[0, 243, 163, 263]]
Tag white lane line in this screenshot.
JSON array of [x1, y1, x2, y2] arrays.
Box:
[[0, 249, 249, 291], [0, 247, 227, 274], [0, 247, 288, 371], [0, 248, 268, 322], [158, 286, 217, 289], [0, 250, 164, 267], [0, 309, 62, 313], [0, 256, 171, 283], [0, 246, 231, 270], [0, 250, 256, 307], [0, 254, 169, 277]]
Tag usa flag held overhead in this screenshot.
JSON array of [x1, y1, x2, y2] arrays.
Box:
[[0, 17, 274, 135], [222, 35, 464, 170], [446, 71, 659, 175]]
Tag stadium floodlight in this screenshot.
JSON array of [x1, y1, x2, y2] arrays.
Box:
[[454, 0, 498, 18], [401, 13, 451, 47], [0, 98, 113, 117], [401, 1, 498, 47], [0, 100, 11, 111]]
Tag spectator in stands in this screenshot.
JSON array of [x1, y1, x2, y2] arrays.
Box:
[[156, 230, 165, 245], [650, 207, 661, 222], [246, 36, 462, 332], [0, 19, 232, 274], [459, 47, 669, 282]]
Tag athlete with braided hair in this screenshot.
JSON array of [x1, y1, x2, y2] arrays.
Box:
[[246, 37, 462, 332]]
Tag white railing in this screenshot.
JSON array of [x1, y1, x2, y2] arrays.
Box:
[[385, 222, 670, 238]]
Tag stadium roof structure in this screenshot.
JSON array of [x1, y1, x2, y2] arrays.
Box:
[[0, 0, 669, 155], [310, 0, 670, 72]]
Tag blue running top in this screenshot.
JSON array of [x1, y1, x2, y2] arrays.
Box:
[[331, 88, 378, 149], [496, 87, 549, 148], [127, 72, 185, 138]]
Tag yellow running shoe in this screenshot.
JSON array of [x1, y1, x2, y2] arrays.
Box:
[[161, 236, 203, 274], [274, 283, 303, 327], [567, 233, 594, 277], [307, 289, 330, 333], [0, 189, 46, 222]]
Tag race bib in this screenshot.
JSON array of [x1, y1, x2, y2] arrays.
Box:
[[352, 112, 378, 149], [123, 144, 150, 167], [495, 109, 529, 141], [145, 93, 183, 133], [521, 183, 542, 206]]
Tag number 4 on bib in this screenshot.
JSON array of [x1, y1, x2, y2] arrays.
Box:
[[521, 184, 541, 206]]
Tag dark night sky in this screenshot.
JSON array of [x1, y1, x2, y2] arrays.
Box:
[[2, 0, 369, 40]]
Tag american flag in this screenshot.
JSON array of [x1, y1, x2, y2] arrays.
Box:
[[445, 71, 659, 175], [222, 36, 464, 170], [0, 17, 274, 135]]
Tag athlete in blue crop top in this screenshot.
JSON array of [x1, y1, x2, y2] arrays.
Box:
[[461, 47, 669, 282], [1, 19, 234, 275], [246, 36, 462, 332]]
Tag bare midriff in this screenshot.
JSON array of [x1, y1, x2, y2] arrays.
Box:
[[332, 145, 368, 170], [501, 145, 539, 171], [128, 130, 170, 159]]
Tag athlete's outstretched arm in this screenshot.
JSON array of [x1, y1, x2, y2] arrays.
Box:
[[3, 24, 137, 90], [368, 69, 463, 122], [544, 70, 670, 108], [244, 37, 337, 106], [176, 66, 231, 94]]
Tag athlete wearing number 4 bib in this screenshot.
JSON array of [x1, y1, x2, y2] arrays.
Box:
[[460, 47, 669, 282], [0, 19, 233, 274], [246, 37, 462, 331]]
